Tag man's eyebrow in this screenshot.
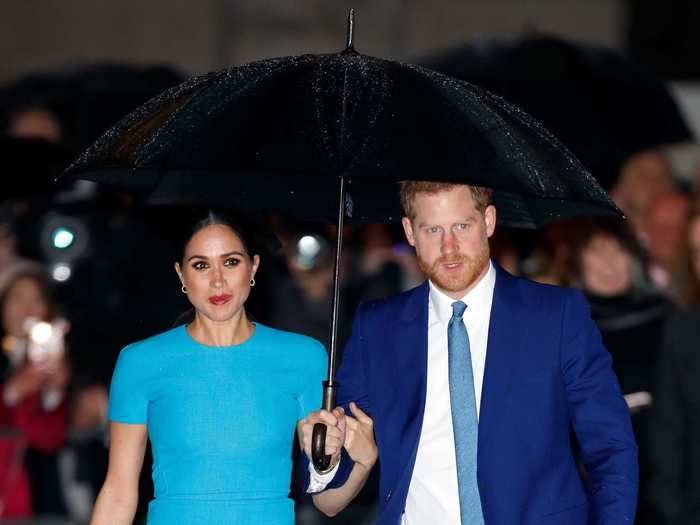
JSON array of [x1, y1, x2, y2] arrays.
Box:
[[417, 218, 475, 227]]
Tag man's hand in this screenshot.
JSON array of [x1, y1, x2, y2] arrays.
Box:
[[298, 407, 346, 471], [344, 402, 377, 471]]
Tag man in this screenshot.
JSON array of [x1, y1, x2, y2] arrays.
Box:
[[643, 192, 690, 299], [300, 182, 638, 524], [610, 150, 674, 235]]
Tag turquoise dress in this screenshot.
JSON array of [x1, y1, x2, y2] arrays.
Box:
[[107, 323, 326, 525]]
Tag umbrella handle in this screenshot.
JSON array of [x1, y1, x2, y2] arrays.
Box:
[[311, 381, 337, 473]]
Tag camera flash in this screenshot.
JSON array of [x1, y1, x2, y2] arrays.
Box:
[[31, 322, 53, 345]]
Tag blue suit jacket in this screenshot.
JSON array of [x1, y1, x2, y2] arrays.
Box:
[[313, 266, 637, 524]]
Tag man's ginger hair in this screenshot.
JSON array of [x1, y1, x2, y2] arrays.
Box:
[[399, 181, 493, 221]]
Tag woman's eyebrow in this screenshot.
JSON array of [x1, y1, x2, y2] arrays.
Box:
[[187, 251, 246, 262]]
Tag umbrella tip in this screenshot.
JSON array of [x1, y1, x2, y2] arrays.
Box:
[[345, 8, 355, 51]]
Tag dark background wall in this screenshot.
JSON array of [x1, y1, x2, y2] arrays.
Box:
[[626, 0, 700, 80], [1, 1, 625, 82]]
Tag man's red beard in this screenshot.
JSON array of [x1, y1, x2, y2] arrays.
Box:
[[417, 246, 490, 293]]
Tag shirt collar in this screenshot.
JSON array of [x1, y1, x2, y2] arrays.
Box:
[[428, 260, 496, 325]]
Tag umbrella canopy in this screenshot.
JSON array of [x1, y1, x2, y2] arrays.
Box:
[[421, 35, 694, 190], [63, 48, 619, 228]]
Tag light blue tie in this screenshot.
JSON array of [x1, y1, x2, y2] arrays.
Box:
[[448, 301, 484, 524]]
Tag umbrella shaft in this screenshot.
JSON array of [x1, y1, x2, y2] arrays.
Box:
[[327, 176, 346, 384]]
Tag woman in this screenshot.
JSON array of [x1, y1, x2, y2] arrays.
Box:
[[91, 212, 341, 525], [573, 220, 673, 398], [0, 260, 69, 518], [650, 209, 700, 524], [572, 218, 673, 525]]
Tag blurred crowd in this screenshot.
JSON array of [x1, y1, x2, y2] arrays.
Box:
[[1, 60, 700, 525]]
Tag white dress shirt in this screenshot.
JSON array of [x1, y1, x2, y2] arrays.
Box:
[[403, 261, 495, 524], [309, 262, 496, 525]]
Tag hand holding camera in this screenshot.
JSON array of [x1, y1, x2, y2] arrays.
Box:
[[3, 317, 69, 406]]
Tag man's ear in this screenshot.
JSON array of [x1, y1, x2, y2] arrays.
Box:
[[484, 205, 497, 238], [402, 217, 416, 247]]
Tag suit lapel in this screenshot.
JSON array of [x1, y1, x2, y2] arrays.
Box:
[[394, 281, 429, 384], [393, 281, 430, 485], [478, 267, 522, 464]]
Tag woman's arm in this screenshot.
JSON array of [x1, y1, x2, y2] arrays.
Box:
[[91, 422, 147, 525], [2, 363, 68, 451], [312, 402, 378, 517]]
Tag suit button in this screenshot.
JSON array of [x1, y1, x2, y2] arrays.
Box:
[[385, 489, 392, 502]]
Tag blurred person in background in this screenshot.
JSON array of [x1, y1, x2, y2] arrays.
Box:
[[488, 228, 521, 277], [686, 208, 700, 305], [572, 218, 673, 525], [268, 224, 419, 353], [650, 208, 700, 525], [59, 377, 110, 523], [354, 224, 423, 293], [642, 192, 691, 299], [0, 70, 66, 145], [6, 106, 63, 143], [608, 148, 692, 300], [693, 162, 700, 208], [0, 217, 19, 274], [524, 220, 578, 286], [1, 63, 183, 151], [610, 150, 674, 235], [274, 229, 343, 345], [0, 260, 69, 519]]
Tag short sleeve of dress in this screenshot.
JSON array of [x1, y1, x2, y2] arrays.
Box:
[[108, 344, 150, 425], [297, 339, 328, 419]]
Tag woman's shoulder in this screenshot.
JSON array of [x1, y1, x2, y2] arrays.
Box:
[[255, 323, 326, 356], [118, 325, 186, 361], [255, 325, 327, 381]]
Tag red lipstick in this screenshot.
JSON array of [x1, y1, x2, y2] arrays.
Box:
[[208, 294, 232, 305]]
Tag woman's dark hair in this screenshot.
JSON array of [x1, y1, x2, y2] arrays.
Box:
[[570, 217, 652, 292], [178, 210, 260, 264], [573, 218, 642, 258]]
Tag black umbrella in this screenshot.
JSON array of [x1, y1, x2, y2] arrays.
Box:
[[421, 35, 694, 189], [62, 12, 619, 471]]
